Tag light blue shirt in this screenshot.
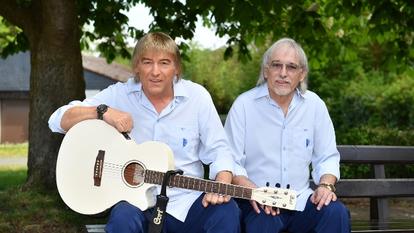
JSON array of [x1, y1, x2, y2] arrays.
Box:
[[224, 83, 340, 211], [49, 78, 235, 221]]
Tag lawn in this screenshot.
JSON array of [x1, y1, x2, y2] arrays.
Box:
[[0, 143, 106, 233]]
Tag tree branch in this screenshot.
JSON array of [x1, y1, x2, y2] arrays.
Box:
[[0, 0, 34, 31]]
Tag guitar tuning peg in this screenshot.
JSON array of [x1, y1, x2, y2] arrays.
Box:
[[286, 184, 290, 189], [275, 183, 281, 188], [266, 182, 270, 187]]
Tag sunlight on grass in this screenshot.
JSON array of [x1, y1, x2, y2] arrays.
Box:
[[0, 143, 28, 158]]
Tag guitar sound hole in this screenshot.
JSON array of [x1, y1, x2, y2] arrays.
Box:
[[123, 162, 145, 187]]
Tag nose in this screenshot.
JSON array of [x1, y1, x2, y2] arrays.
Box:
[[280, 64, 288, 77], [151, 63, 161, 76], [279, 67, 288, 78]]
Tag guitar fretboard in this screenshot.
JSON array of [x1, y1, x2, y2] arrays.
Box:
[[144, 170, 252, 199]]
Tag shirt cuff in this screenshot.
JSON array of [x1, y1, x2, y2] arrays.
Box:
[[312, 163, 340, 185], [208, 154, 235, 180], [234, 164, 248, 177], [48, 100, 83, 134]]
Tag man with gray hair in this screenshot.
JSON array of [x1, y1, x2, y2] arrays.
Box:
[[225, 38, 350, 233]]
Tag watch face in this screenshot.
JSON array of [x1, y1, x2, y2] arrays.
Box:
[[97, 104, 108, 113], [97, 104, 108, 120]]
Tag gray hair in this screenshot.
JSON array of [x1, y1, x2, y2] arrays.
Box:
[[257, 38, 309, 93]]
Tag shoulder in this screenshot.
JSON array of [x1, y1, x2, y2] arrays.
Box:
[[302, 90, 326, 106], [179, 79, 212, 99], [233, 86, 261, 106], [102, 78, 134, 91], [302, 90, 331, 116]]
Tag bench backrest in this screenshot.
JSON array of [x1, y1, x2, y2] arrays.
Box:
[[335, 145, 414, 198]]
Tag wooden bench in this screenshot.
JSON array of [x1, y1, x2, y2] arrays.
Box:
[[85, 145, 414, 233], [330, 145, 414, 233]]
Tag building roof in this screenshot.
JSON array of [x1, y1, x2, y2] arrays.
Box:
[[0, 52, 133, 92], [82, 55, 132, 83]]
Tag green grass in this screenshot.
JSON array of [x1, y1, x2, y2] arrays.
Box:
[[0, 168, 107, 233], [0, 168, 27, 190], [0, 143, 28, 158]]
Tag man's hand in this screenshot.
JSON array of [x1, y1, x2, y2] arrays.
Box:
[[250, 200, 280, 216], [202, 171, 232, 207], [232, 175, 280, 216], [103, 108, 133, 133], [310, 185, 337, 210], [202, 192, 232, 207]]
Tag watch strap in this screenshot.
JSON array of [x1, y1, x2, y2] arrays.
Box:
[[97, 104, 108, 120], [318, 183, 336, 192]]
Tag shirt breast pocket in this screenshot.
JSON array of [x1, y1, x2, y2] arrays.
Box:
[[174, 126, 199, 155], [290, 127, 313, 162]]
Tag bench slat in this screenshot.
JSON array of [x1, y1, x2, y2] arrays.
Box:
[[310, 179, 414, 198], [338, 145, 414, 164]]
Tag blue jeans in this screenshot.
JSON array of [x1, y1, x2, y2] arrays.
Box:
[[238, 195, 350, 233], [105, 193, 240, 233]]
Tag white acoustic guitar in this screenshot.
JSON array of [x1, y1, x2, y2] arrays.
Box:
[[56, 119, 297, 215]]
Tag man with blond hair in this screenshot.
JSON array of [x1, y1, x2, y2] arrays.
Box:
[[49, 32, 240, 233]]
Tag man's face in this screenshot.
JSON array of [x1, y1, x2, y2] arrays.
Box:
[[134, 50, 177, 99], [264, 45, 306, 99]]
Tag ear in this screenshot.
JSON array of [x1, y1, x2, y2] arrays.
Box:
[[299, 70, 307, 82], [134, 66, 139, 74], [263, 67, 270, 80]]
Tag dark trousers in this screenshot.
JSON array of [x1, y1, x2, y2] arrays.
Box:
[[105, 193, 241, 233], [238, 195, 351, 233]]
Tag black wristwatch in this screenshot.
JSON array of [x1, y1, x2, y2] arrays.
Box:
[[96, 104, 108, 120]]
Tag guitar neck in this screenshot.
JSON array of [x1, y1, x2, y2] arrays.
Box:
[[145, 170, 252, 200]]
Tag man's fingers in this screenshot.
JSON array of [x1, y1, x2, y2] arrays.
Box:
[[203, 193, 228, 208], [202, 193, 211, 207], [250, 200, 261, 214]]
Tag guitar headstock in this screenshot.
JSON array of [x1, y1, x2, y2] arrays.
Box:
[[251, 187, 297, 210]]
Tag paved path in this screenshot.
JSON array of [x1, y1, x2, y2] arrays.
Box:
[[0, 157, 27, 166]]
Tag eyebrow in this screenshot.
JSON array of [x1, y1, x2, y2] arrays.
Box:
[[270, 60, 298, 65], [140, 57, 173, 63]]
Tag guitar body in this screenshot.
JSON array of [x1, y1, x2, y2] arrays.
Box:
[[56, 119, 174, 215]]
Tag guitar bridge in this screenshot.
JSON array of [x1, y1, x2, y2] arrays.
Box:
[[94, 150, 105, 186]]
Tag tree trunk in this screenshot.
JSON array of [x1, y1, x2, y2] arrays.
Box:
[[24, 1, 85, 189]]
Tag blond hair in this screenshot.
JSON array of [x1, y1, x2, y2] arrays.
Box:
[[131, 32, 182, 81]]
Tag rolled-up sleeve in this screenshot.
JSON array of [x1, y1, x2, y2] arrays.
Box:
[[224, 98, 248, 177], [48, 84, 118, 134], [48, 100, 84, 134], [311, 101, 340, 184], [197, 92, 235, 179]]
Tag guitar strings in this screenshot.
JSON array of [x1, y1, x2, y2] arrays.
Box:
[[96, 162, 147, 184], [98, 162, 256, 198]]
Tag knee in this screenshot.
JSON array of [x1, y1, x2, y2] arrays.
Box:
[[206, 199, 240, 228], [217, 199, 241, 222], [106, 201, 146, 233], [324, 201, 350, 220]]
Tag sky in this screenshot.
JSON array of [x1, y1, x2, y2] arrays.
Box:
[[124, 4, 229, 49]]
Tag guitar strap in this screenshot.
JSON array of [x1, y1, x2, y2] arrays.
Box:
[[148, 169, 183, 233]]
